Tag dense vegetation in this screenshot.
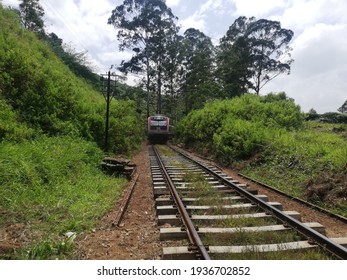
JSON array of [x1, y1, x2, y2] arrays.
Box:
[[108, 1, 294, 120], [175, 93, 347, 216], [176, 93, 303, 159], [0, 4, 143, 259], [0, 5, 142, 150], [0, 137, 128, 259]]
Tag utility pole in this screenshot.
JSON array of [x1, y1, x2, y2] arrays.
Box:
[[101, 71, 117, 152]]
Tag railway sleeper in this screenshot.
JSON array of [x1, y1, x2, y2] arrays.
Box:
[[331, 238, 347, 249], [166, 168, 201, 172], [156, 202, 283, 215], [174, 180, 228, 186], [174, 185, 255, 193], [157, 211, 302, 226], [160, 222, 326, 240], [153, 187, 170, 197], [155, 195, 269, 206], [162, 241, 319, 260], [168, 172, 209, 176]]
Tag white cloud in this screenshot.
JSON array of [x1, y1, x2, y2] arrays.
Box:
[[166, 0, 182, 7], [178, 0, 228, 34], [200, 0, 224, 14], [278, 0, 347, 31], [179, 12, 206, 32], [230, 0, 287, 18], [263, 22, 347, 113], [1, 0, 18, 7]]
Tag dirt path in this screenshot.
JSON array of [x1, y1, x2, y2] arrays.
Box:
[[75, 142, 162, 260]]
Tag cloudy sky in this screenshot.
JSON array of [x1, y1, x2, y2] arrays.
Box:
[[2, 0, 347, 113]]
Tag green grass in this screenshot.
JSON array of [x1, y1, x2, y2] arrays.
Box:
[[241, 121, 347, 215], [0, 136, 128, 259]]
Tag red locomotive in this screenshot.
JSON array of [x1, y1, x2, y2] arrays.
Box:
[[147, 115, 171, 143]]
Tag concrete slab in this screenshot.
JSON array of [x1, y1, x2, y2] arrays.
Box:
[[157, 211, 301, 226], [162, 241, 317, 259], [156, 202, 282, 215], [160, 222, 325, 240]]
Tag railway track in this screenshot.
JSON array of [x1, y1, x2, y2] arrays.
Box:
[[149, 144, 347, 260]]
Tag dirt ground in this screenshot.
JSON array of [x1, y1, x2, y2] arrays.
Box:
[[75, 142, 162, 260], [74, 143, 347, 260]]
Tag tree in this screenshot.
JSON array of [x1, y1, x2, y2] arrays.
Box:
[[246, 18, 294, 94], [161, 33, 185, 121], [338, 100, 347, 114], [217, 16, 294, 95], [19, 0, 45, 34], [216, 17, 255, 97], [182, 28, 216, 111], [108, 0, 179, 117]]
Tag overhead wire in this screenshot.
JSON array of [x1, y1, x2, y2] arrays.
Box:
[[41, 0, 90, 52]]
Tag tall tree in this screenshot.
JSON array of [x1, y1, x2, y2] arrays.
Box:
[[19, 0, 45, 34], [216, 17, 255, 97], [338, 100, 347, 114], [246, 18, 294, 94], [108, 0, 179, 117], [182, 28, 216, 111], [161, 33, 185, 121], [217, 16, 294, 95]]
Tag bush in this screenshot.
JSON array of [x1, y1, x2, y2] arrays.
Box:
[[213, 118, 269, 159], [176, 93, 304, 161], [0, 136, 127, 233], [319, 112, 347, 124], [0, 100, 34, 141]]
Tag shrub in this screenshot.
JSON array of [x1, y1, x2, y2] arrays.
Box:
[[0, 99, 34, 141], [213, 118, 269, 159], [176, 93, 304, 161]]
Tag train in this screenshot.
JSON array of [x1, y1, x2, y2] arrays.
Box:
[[147, 114, 172, 143]]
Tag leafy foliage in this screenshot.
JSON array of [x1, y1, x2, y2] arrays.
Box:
[[0, 137, 128, 259], [0, 99, 34, 141], [182, 28, 218, 112], [108, 0, 179, 116], [0, 5, 142, 152], [19, 0, 45, 34], [176, 93, 303, 160], [338, 100, 347, 114], [217, 16, 294, 95], [0, 4, 144, 259], [43, 33, 100, 86]]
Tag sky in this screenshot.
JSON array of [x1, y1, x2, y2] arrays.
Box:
[[2, 0, 347, 113]]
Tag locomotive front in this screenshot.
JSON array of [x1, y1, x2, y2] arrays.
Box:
[[147, 115, 170, 144]]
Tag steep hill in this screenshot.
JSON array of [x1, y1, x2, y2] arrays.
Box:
[[0, 4, 143, 259], [0, 4, 142, 150]]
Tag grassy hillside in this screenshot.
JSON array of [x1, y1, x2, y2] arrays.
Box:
[[175, 93, 347, 216], [0, 5, 143, 149], [0, 5, 143, 259]]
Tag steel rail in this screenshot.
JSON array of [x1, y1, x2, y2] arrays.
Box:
[[238, 173, 347, 224], [112, 172, 139, 227], [171, 145, 347, 260], [152, 145, 211, 260]]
